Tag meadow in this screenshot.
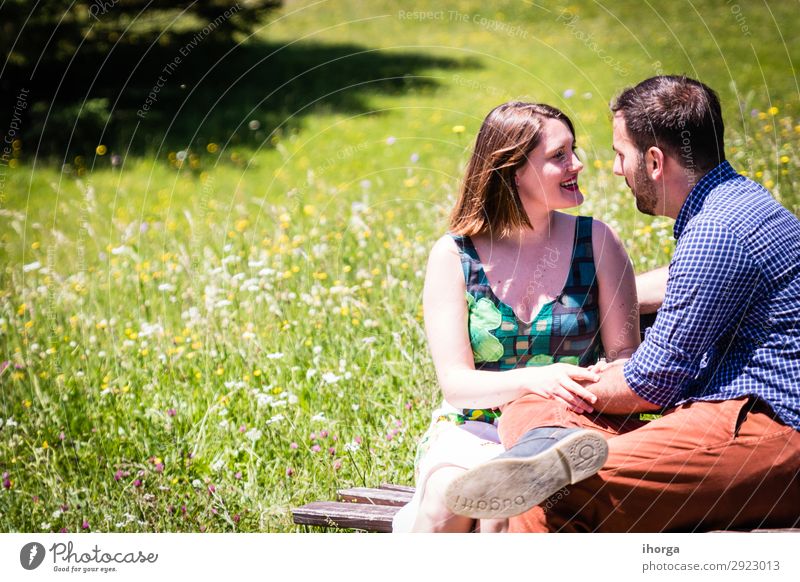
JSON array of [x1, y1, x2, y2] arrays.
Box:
[[1, 0, 798, 532]]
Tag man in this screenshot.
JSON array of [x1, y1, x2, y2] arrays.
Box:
[[444, 75, 800, 532]]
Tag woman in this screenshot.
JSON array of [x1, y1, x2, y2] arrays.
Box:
[[392, 102, 640, 533]]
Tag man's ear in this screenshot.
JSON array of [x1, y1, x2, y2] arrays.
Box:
[[645, 146, 665, 181]]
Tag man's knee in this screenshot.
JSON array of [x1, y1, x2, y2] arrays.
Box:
[[499, 394, 571, 447]]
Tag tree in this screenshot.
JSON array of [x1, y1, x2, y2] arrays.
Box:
[[1, 0, 282, 157]]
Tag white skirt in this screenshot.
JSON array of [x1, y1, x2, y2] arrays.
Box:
[[392, 401, 504, 532]]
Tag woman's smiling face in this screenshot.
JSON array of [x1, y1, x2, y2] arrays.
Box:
[[515, 117, 585, 212]]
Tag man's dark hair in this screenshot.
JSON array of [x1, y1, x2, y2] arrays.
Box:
[[610, 76, 725, 173]]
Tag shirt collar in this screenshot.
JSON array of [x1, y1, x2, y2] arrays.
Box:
[[673, 160, 738, 239]]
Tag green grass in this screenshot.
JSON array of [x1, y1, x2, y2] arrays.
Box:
[[1, 0, 798, 532]]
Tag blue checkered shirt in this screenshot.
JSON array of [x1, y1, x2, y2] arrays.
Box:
[[624, 161, 800, 430]]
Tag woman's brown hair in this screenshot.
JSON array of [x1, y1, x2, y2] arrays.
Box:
[[449, 102, 575, 238]]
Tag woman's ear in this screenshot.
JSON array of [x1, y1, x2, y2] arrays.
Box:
[[645, 146, 665, 181]]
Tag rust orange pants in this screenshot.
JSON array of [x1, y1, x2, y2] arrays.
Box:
[[498, 395, 800, 532]]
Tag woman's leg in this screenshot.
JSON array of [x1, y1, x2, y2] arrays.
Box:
[[412, 466, 475, 532], [477, 518, 509, 533]]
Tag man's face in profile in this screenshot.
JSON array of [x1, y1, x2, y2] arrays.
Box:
[[612, 113, 659, 215]]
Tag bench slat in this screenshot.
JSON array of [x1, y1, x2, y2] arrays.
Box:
[[380, 483, 416, 494], [292, 501, 399, 532], [337, 487, 413, 506]]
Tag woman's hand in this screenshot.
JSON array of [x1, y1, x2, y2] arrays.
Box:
[[524, 363, 601, 414], [587, 357, 628, 375]]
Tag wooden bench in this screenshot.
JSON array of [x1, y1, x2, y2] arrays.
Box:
[[292, 484, 412, 532], [291, 485, 800, 533]]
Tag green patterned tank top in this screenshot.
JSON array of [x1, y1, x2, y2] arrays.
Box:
[[448, 216, 602, 423]]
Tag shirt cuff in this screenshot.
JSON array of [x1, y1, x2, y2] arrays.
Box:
[[623, 344, 683, 407]]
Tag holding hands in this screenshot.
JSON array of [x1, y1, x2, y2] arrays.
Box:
[[524, 363, 601, 414]]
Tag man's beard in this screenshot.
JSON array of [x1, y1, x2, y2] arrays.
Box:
[[630, 154, 659, 215]]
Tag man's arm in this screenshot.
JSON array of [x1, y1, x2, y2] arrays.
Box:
[[584, 361, 662, 414], [636, 266, 668, 315], [622, 221, 760, 407]]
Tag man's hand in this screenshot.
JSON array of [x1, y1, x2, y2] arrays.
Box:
[[583, 361, 662, 415]]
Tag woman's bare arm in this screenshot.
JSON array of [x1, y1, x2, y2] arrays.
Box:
[[592, 220, 640, 360], [588, 221, 660, 412]]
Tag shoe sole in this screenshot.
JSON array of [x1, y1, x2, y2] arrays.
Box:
[[444, 430, 608, 519]]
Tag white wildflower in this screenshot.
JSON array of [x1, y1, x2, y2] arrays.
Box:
[[344, 441, 361, 452], [267, 352, 283, 359], [362, 336, 377, 344], [23, 261, 41, 273], [311, 412, 326, 422], [322, 372, 340, 384], [305, 369, 317, 380], [256, 393, 274, 407], [158, 283, 175, 292], [265, 413, 284, 425], [139, 322, 164, 337], [111, 245, 129, 256], [245, 428, 262, 442]]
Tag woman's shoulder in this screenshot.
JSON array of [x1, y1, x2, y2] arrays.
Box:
[[424, 235, 468, 295], [587, 218, 624, 246], [586, 218, 631, 270], [428, 234, 462, 264]]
